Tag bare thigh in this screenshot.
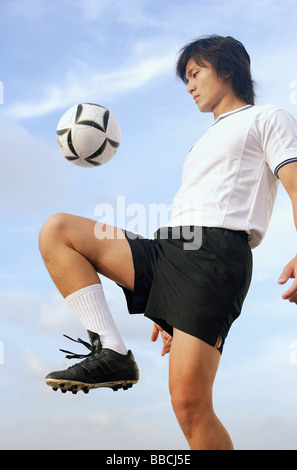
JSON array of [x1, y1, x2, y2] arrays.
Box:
[[169, 328, 221, 405], [40, 213, 135, 292]]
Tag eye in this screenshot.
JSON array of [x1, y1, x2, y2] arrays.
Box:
[[193, 71, 199, 78]]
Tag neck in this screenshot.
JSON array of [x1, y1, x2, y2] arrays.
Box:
[[213, 97, 249, 121]]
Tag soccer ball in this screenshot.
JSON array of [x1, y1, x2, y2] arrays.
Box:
[[56, 103, 121, 167]]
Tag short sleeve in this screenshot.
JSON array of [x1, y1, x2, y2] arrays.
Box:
[[261, 109, 297, 178]]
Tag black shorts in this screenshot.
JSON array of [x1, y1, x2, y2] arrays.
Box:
[[120, 226, 252, 353]]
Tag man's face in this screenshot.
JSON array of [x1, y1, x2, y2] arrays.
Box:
[[185, 58, 233, 118]]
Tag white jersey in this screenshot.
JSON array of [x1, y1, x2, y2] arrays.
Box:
[[168, 104, 297, 249]]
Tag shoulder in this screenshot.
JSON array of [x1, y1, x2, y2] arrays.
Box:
[[250, 104, 297, 130], [251, 104, 283, 118], [252, 104, 295, 119]]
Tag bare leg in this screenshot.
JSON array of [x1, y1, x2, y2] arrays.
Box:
[[40, 213, 140, 393], [39, 212, 134, 297], [169, 329, 233, 450]]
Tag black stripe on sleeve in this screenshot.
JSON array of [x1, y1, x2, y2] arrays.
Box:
[[274, 157, 297, 178]]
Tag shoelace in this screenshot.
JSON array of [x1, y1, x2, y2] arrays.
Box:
[[59, 334, 95, 360]]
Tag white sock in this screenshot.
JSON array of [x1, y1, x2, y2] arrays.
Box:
[[65, 283, 127, 355]]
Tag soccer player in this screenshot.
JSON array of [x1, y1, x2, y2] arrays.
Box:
[[39, 35, 297, 450]]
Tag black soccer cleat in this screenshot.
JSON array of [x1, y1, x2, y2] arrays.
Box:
[[45, 330, 139, 394]]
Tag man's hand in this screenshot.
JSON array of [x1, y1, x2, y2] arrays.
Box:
[[278, 255, 297, 303], [151, 323, 173, 356]]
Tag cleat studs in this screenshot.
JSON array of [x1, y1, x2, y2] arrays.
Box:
[[122, 383, 133, 391], [48, 380, 136, 394], [123, 384, 132, 390]]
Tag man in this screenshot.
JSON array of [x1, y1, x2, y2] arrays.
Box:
[[39, 35, 297, 449]]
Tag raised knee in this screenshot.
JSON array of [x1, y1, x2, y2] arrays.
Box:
[[39, 213, 70, 255]]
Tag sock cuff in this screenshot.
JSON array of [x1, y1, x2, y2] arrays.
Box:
[[65, 283, 102, 303], [64, 283, 127, 355]]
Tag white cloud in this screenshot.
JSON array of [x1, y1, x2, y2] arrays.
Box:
[[79, 0, 161, 28], [0, 118, 63, 214], [7, 51, 176, 119], [36, 291, 76, 331], [0, 289, 38, 322], [0, 117, 112, 219], [0, 281, 150, 341], [23, 348, 49, 378]]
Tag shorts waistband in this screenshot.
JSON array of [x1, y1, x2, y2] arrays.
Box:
[[155, 226, 248, 241]]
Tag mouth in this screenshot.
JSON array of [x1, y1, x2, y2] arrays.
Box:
[[193, 95, 200, 102]]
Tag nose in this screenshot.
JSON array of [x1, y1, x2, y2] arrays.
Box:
[[187, 79, 196, 95]]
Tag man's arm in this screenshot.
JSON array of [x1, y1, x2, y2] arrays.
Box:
[[277, 161, 297, 303]]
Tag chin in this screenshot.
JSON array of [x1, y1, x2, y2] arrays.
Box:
[[197, 106, 208, 113]]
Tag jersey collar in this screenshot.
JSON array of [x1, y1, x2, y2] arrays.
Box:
[[212, 105, 254, 126]]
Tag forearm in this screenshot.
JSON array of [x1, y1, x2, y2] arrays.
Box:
[[290, 193, 297, 232], [276, 161, 297, 302]]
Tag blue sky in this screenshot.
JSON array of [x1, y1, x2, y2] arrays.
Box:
[[1, 0, 297, 450]]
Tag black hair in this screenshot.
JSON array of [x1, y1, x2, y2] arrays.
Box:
[[176, 35, 256, 105]]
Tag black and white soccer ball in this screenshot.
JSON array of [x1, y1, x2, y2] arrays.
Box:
[[56, 103, 121, 167]]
